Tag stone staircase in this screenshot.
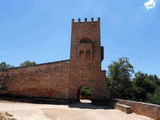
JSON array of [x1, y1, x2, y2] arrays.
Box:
[[115, 103, 132, 114]]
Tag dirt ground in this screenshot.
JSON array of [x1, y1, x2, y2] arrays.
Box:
[[0, 100, 153, 120]]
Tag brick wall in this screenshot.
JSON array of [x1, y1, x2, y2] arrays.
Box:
[[117, 99, 160, 120], [0, 60, 69, 99], [0, 18, 110, 103], [68, 18, 110, 101]]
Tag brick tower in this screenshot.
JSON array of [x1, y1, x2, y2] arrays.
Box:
[[68, 18, 110, 102]]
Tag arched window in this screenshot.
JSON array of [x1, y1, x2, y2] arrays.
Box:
[[80, 37, 92, 43], [86, 50, 91, 59], [79, 50, 84, 59]]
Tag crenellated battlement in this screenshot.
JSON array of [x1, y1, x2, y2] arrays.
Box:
[[72, 17, 100, 23]]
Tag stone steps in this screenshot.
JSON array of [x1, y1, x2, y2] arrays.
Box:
[[115, 103, 133, 114]]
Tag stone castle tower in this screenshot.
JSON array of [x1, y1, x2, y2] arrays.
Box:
[[0, 18, 109, 103], [68, 18, 110, 102]]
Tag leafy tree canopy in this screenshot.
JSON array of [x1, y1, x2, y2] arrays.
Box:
[[80, 86, 92, 97], [107, 57, 134, 98], [20, 60, 36, 67], [0, 62, 14, 70], [132, 72, 160, 104], [107, 57, 160, 105]]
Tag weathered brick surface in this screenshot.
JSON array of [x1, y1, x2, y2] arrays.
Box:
[[68, 18, 110, 101], [0, 18, 110, 102], [117, 99, 160, 120], [0, 60, 69, 99]]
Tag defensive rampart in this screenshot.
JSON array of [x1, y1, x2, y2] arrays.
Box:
[[0, 60, 69, 100]]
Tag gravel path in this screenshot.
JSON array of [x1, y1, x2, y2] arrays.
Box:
[[0, 100, 153, 120]]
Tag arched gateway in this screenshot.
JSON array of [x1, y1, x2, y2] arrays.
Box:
[[0, 18, 110, 103], [78, 86, 92, 101], [68, 18, 110, 103]]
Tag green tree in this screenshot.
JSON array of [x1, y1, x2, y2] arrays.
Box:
[[107, 57, 134, 98], [146, 87, 160, 104], [107, 57, 160, 105], [0, 62, 14, 70], [80, 86, 92, 97], [132, 72, 159, 103], [20, 60, 36, 67], [148, 74, 160, 86]]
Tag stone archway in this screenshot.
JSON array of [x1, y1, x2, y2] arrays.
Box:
[[78, 86, 92, 103]]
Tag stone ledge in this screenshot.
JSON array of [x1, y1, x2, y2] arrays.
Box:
[[115, 103, 132, 114], [116, 99, 160, 120]]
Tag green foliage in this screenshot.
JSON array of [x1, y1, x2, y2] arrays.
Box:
[[20, 60, 36, 67], [146, 87, 160, 105], [80, 86, 91, 97], [108, 57, 134, 98], [148, 74, 160, 86], [131, 85, 145, 101], [0, 62, 14, 70], [107, 57, 160, 105], [132, 72, 158, 102]]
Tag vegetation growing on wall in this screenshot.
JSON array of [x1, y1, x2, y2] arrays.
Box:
[[107, 57, 160, 105]]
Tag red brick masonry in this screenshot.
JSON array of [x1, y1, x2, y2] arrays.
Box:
[[0, 18, 110, 103], [0, 60, 69, 99]]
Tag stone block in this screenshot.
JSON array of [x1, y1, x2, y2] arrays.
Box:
[[115, 103, 132, 114]]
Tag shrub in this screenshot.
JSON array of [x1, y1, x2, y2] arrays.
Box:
[[80, 86, 91, 97]]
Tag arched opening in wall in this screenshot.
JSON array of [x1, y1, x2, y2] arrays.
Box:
[[78, 86, 92, 103], [86, 50, 91, 59], [80, 37, 92, 43], [79, 50, 84, 59]]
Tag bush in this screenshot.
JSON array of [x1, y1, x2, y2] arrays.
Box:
[[107, 57, 160, 105], [146, 88, 160, 104], [80, 86, 91, 97]]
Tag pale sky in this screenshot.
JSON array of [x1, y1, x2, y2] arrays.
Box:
[[0, 0, 160, 77]]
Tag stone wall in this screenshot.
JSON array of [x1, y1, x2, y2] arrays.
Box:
[[0, 18, 110, 103], [117, 99, 160, 120], [68, 18, 110, 101], [0, 60, 69, 99]]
